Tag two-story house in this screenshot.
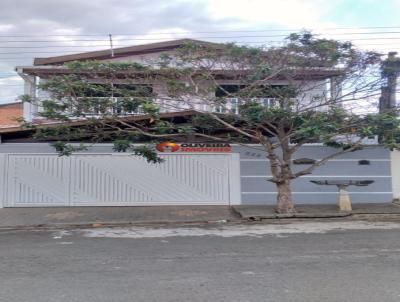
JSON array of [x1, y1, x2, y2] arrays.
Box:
[[0, 39, 389, 208], [16, 38, 343, 124]]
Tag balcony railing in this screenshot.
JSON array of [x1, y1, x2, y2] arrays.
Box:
[[72, 97, 149, 117], [213, 98, 277, 114], [36, 97, 279, 119]]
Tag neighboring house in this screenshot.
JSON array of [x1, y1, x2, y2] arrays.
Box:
[[15, 39, 343, 123], [0, 102, 22, 128]]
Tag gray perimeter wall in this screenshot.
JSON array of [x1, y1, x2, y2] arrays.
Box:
[[233, 145, 392, 205], [0, 143, 393, 205]]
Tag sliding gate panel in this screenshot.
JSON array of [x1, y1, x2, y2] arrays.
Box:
[[4, 153, 237, 207], [5, 155, 70, 207]]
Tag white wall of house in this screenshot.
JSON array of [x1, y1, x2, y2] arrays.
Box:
[[104, 51, 173, 65], [300, 80, 329, 111]]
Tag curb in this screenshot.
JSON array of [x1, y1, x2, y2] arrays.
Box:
[[237, 212, 400, 221], [1, 211, 400, 231], [243, 212, 352, 221], [0, 219, 240, 231]]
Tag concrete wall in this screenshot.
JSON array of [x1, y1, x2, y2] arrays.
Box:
[[233, 145, 392, 205], [0, 143, 392, 205]]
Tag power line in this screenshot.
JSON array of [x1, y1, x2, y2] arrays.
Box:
[[1, 29, 400, 42], [2, 34, 400, 49], [0, 40, 398, 62], [0, 45, 116, 49], [0, 50, 100, 55], [0, 42, 399, 55], [3, 35, 400, 45], [1, 26, 400, 37], [0, 37, 400, 55]]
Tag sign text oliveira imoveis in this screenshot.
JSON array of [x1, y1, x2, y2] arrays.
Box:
[[156, 142, 231, 153]]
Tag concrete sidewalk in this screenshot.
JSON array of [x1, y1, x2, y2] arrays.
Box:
[[0, 206, 239, 228], [1, 203, 400, 229], [232, 203, 400, 220]]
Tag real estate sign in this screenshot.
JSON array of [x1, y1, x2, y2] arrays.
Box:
[[156, 142, 232, 153]]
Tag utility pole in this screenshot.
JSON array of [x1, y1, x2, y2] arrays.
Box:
[[109, 34, 115, 58], [379, 51, 398, 113]]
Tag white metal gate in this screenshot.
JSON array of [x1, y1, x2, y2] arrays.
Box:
[[0, 153, 241, 207]]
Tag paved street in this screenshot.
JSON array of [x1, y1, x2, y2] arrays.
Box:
[[1, 220, 400, 302]]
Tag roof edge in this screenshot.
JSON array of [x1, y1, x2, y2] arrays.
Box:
[[0, 101, 22, 107], [0, 110, 201, 134], [33, 39, 216, 66]]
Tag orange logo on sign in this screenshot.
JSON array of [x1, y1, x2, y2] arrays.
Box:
[[156, 142, 180, 152]]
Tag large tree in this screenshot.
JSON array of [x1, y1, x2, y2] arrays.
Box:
[[24, 33, 400, 213]]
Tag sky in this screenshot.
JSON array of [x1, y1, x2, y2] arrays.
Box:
[[1, 0, 400, 104]]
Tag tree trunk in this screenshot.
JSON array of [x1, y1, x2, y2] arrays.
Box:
[[276, 180, 296, 214]]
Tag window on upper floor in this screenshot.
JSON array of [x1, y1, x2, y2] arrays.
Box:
[[69, 84, 154, 116], [214, 84, 296, 113]]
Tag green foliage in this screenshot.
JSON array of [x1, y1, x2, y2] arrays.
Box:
[[112, 139, 132, 152], [34, 125, 86, 140], [165, 79, 192, 96], [239, 102, 267, 124], [191, 115, 221, 132], [132, 145, 164, 164], [239, 101, 297, 126], [51, 141, 87, 156], [153, 120, 174, 134], [287, 31, 354, 67], [39, 100, 69, 120], [381, 55, 400, 77], [20, 94, 33, 103], [141, 101, 160, 117], [177, 125, 196, 134], [158, 53, 173, 68], [112, 140, 163, 163], [16, 117, 35, 129], [65, 61, 149, 73], [289, 108, 400, 149], [286, 31, 381, 70]]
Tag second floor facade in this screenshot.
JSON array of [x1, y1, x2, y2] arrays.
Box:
[[16, 39, 343, 123]]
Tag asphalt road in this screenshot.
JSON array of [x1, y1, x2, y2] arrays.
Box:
[[1, 220, 400, 302]]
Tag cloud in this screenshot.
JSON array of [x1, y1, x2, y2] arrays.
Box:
[[0, 0, 243, 103], [0, 75, 23, 103], [0, 0, 398, 103], [0, 0, 236, 37], [206, 0, 338, 29]]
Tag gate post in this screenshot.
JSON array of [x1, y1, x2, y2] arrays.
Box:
[[391, 151, 400, 201], [229, 153, 242, 205], [0, 154, 7, 208]]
